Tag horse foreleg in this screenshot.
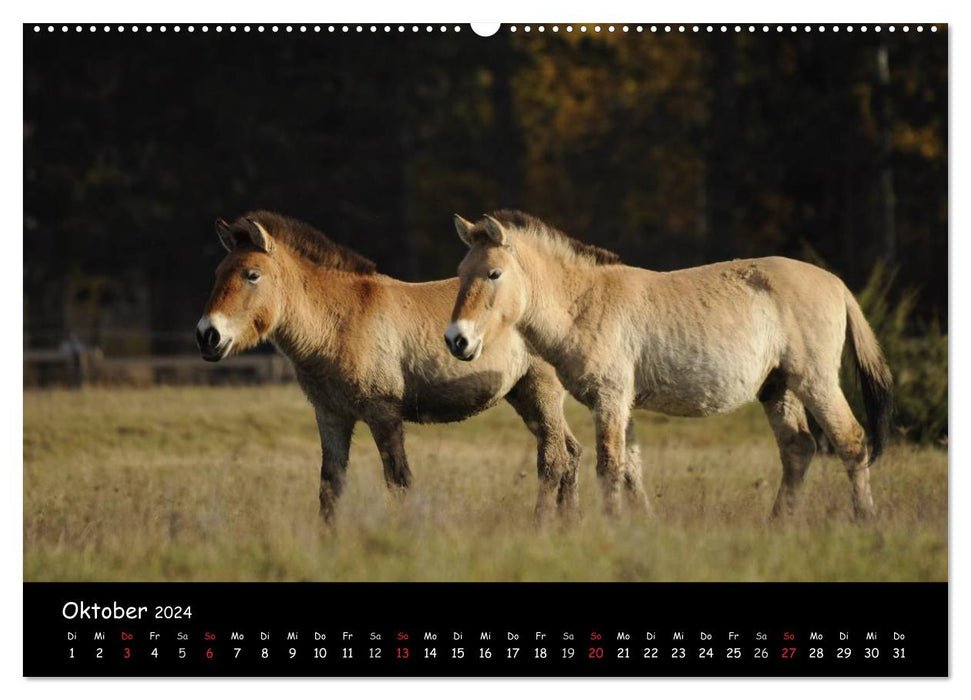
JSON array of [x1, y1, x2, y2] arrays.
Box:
[[367, 418, 413, 496], [315, 410, 355, 525], [594, 399, 630, 517], [504, 377, 572, 524], [622, 418, 655, 517]]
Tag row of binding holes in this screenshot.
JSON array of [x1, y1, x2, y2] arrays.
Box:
[[33, 25, 464, 33], [510, 25, 936, 33], [33, 25, 939, 33]]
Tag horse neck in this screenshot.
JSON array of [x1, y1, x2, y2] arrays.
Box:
[[270, 255, 359, 366], [516, 241, 600, 362]]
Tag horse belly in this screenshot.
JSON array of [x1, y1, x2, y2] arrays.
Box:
[[401, 358, 523, 424], [634, 341, 773, 417], [636, 380, 758, 417], [401, 378, 508, 423]]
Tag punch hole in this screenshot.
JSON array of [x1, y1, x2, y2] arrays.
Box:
[[471, 23, 500, 37]]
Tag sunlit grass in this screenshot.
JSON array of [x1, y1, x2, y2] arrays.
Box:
[[24, 385, 947, 582]]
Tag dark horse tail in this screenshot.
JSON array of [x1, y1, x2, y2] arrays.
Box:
[[844, 289, 894, 460]]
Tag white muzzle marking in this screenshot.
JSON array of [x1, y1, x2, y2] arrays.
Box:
[[445, 319, 483, 361]]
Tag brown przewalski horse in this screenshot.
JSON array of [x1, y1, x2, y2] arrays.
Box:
[[197, 211, 581, 523], [446, 211, 893, 521]]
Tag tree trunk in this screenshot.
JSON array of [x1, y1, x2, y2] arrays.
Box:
[[492, 35, 523, 209], [875, 42, 896, 268], [706, 34, 739, 262]]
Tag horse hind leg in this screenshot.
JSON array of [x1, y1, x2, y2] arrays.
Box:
[[761, 387, 816, 520], [622, 418, 656, 518], [556, 430, 582, 513], [799, 382, 876, 520]]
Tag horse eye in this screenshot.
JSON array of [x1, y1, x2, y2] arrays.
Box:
[[488, 269, 503, 281], [245, 270, 262, 283]]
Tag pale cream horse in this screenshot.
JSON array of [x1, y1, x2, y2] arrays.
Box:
[[446, 210, 892, 520], [197, 211, 582, 522]]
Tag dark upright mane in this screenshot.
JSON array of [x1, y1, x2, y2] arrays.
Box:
[[488, 209, 623, 266], [233, 210, 377, 275]]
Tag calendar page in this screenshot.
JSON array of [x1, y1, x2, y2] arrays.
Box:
[[22, 20, 948, 678]]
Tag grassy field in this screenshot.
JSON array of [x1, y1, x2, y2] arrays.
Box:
[[24, 385, 947, 582]]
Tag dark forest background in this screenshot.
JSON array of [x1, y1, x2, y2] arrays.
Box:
[[23, 25, 948, 440]]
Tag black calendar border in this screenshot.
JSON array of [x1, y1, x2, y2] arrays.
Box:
[[23, 581, 948, 677]]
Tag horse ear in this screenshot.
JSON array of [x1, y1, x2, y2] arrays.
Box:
[[215, 218, 235, 252], [481, 215, 508, 246], [453, 214, 474, 247], [244, 218, 274, 254]]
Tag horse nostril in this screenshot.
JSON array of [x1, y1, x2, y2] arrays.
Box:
[[195, 327, 205, 349], [202, 327, 220, 349], [454, 335, 468, 353]]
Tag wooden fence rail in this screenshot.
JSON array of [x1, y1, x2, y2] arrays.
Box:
[[23, 349, 295, 387]]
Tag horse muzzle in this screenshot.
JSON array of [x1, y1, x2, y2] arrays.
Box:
[[196, 318, 232, 362], [444, 322, 483, 362]]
